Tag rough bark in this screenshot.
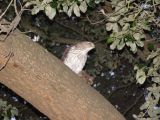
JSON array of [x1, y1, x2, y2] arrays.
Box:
[[0, 30, 126, 120]]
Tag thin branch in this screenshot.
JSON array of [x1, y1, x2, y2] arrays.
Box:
[[0, 51, 13, 71], [14, 0, 19, 15], [3, 0, 25, 40], [0, 0, 14, 19], [108, 82, 135, 99], [122, 93, 143, 116], [86, 15, 105, 25], [54, 20, 90, 40]]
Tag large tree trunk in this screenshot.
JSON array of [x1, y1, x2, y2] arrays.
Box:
[[0, 30, 125, 120]]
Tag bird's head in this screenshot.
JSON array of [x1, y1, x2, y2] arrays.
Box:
[[70, 41, 95, 54]]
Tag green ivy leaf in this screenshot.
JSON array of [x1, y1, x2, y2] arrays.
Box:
[[110, 39, 120, 50], [123, 14, 135, 22], [136, 40, 144, 47], [67, 5, 73, 17], [133, 33, 141, 41], [112, 23, 120, 32], [147, 49, 160, 60], [107, 37, 113, 44], [122, 23, 130, 30], [63, 4, 68, 13], [108, 16, 121, 22], [134, 65, 139, 70], [152, 77, 160, 83], [126, 41, 137, 53], [106, 23, 113, 31], [11, 107, 18, 117], [130, 42, 137, 53], [136, 69, 147, 84], [73, 3, 80, 17], [45, 5, 56, 19], [43, 0, 52, 4], [117, 39, 125, 50], [79, 1, 87, 13], [140, 99, 150, 110], [32, 4, 45, 15]]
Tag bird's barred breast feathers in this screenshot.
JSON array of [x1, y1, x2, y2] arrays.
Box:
[[63, 41, 95, 74]]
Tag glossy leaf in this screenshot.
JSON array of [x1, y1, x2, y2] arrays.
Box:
[[79, 1, 87, 13], [45, 5, 56, 19], [136, 69, 147, 84], [73, 3, 80, 17]]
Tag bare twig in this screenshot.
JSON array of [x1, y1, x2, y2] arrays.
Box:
[[3, 0, 25, 40], [123, 93, 143, 116], [108, 82, 135, 99], [0, 0, 14, 20], [53, 37, 82, 45], [86, 15, 105, 25], [94, 38, 106, 43], [54, 20, 90, 40], [0, 51, 13, 71]]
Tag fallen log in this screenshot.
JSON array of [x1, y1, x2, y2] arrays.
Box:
[[0, 30, 125, 120]]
